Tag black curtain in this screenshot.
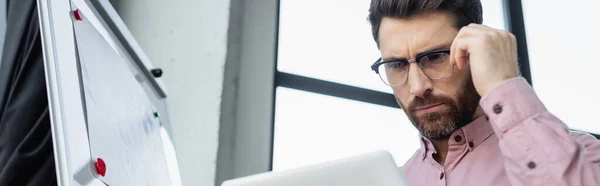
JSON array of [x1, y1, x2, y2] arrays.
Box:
[[0, 0, 57, 185]]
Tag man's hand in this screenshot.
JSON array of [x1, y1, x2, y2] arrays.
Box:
[[449, 24, 519, 96]]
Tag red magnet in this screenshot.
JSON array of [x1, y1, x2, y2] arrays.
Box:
[[94, 158, 106, 177], [73, 9, 83, 21]]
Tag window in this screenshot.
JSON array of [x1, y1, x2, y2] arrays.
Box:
[[273, 0, 512, 171], [523, 1, 600, 134], [277, 0, 387, 92], [481, 0, 506, 30], [273, 87, 419, 171]]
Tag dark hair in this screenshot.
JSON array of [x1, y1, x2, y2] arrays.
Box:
[[368, 0, 483, 46]]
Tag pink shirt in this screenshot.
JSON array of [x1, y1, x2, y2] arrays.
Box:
[[403, 77, 600, 186]]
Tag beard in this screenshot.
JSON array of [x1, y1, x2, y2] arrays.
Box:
[[400, 78, 480, 140]]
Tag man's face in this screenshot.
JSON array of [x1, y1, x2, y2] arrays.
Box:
[[378, 12, 482, 139]]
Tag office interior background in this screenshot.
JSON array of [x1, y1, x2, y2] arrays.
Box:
[[2, 0, 592, 185]]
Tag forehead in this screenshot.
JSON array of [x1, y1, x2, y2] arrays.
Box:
[[378, 12, 459, 59]]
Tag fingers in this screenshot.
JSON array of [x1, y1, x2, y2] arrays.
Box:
[[450, 26, 483, 69], [450, 36, 473, 70], [449, 33, 459, 66], [454, 37, 475, 69], [467, 23, 491, 29], [467, 23, 514, 41], [450, 24, 514, 70]]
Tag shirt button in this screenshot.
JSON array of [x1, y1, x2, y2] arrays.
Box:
[[493, 104, 503, 114], [468, 141, 474, 148], [439, 172, 444, 180], [527, 161, 536, 169], [454, 135, 462, 142]]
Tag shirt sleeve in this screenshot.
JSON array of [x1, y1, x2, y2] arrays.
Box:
[[480, 77, 600, 186]]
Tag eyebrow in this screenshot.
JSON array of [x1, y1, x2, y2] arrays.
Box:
[[381, 43, 452, 62]]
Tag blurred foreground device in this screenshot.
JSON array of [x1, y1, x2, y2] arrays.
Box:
[[222, 151, 409, 186]]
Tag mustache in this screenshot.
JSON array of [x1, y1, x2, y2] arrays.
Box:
[[408, 94, 455, 112]]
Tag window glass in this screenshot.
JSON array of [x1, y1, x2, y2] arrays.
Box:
[[273, 87, 420, 171], [523, 0, 600, 133]]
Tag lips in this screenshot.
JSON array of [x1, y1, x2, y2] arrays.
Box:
[[414, 103, 444, 111]]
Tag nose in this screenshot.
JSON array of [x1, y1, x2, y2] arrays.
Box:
[[407, 63, 433, 97]]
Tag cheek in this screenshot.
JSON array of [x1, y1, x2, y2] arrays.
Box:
[[434, 68, 471, 96], [392, 87, 411, 106], [431, 82, 458, 98]]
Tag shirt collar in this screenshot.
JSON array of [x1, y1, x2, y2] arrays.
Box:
[[420, 136, 436, 160], [419, 115, 494, 161]]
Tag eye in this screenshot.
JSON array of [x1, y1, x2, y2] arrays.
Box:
[[384, 61, 408, 70], [419, 53, 449, 67], [426, 53, 445, 62]]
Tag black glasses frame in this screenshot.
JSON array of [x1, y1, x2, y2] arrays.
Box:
[[370, 49, 451, 74]]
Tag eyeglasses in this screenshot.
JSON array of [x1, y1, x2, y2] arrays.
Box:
[[371, 49, 454, 87]]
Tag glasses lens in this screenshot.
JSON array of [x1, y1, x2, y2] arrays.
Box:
[[378, 61, 408, 86], [419, 52, 453, 79]]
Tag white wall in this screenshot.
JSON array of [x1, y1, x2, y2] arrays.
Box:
[[112, 0, 231, 185], [112, 0, 279, 185]]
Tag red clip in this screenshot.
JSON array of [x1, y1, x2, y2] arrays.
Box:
[[73, 9, 83, 21], [94, 158, 106, 177]]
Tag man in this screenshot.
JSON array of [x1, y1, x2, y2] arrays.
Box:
[[367, 0, 600, 185]]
